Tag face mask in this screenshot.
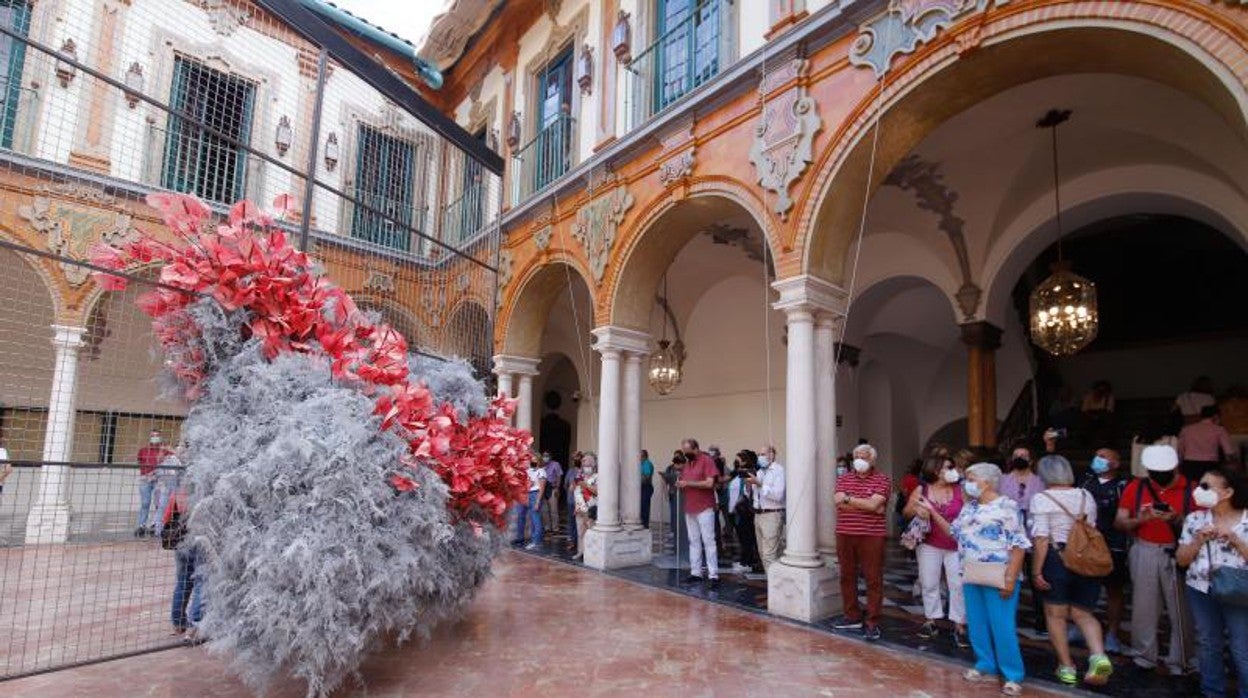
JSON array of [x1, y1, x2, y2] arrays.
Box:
[[149, 436, 161, 444], [1010, 457, 1029, 471], [1149, 470, 1175, 487], [836, 464, 848, 477], [943, 468, 961, 484], [852, 458, 870, 474], [1090, 456, 1110, 475], [758, 456, 770, 468], [963, 480, 982, 498], [1194, 486, 1220, 509]]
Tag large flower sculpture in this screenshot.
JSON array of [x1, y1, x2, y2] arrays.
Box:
[[91, 193, 531, 695]]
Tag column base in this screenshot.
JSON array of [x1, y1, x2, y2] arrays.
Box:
[[818, 544, 838, 566], [25, 501, 71, 544], [767, 560, 841, 623], [583, 527, 652, 570]]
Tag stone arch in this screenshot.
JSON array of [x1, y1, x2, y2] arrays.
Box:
[[797, 2, 1248, 284], [354, 295, 425, 349], [604, 177, 781, 330], [980, 165, 1248, 327], [0, 226, 68, 323], [499, 253, 596, 357]]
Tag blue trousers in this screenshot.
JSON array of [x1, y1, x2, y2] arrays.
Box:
[[172, 546, 205, 630], [965, 582, 1025, 683], [567, 497, 578, 546], [136, 478, 157, 528], [512, 491, 543, 544], [1187, 585, 1248, 698]]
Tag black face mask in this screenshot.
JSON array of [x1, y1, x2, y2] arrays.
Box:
[[1010, 458, 1030, 471], [1149, 470, 1176, 487]]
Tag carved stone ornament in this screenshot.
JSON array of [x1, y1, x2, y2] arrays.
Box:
[[362, 270, 396, 295], [658, 149, 695, 187], [19, 189, 141, 287], [198, 0, 251, 37], [496, 249, 514, 305], [956, 282, 983, 322], [533, 225, 552, 251], [572, 185, 634, 283], [849, 0, 990, 78], [748, 60, 821, 219]]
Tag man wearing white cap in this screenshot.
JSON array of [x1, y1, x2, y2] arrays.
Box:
[[1114, 444, 1196, 674]]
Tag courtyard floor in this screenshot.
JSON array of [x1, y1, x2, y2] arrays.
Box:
[[0, 551, 1066, 697]]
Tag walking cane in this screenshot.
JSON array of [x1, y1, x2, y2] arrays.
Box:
[[1165, 553, 1190, 673]]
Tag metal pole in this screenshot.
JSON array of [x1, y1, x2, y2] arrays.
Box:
[[299, 48, 329, 252]]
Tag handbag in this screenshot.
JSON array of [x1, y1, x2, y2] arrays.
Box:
[[900, 515, 930, 551], [161, 509, 186, 551], [1207, 541, 1248, 608], [963, 560, 1008, 589], [1040, 491, 1113, 577]]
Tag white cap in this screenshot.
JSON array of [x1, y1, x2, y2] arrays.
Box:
[[1141, 444, 1178, 472]]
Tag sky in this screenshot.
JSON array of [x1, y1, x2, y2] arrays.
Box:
[[329, 0, 447, 47]]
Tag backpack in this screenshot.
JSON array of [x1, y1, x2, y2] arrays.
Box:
[[161, 502, 187, 551], [1040, 491, 1113, 577]]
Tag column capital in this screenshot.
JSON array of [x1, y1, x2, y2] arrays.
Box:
[[492, 354, 540, 376], [591, 326, 651, 356], [772, 275, 849, 317], [960, 321, 1003, 351], [50, 324, 87, 350]]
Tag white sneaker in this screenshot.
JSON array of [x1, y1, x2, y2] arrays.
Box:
[[730, 562, 749, 574]]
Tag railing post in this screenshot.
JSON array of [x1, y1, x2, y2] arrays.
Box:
[[298, 48, 329, 252]]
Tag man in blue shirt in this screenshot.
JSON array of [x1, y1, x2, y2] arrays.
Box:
[[640, 450, 655, 528]]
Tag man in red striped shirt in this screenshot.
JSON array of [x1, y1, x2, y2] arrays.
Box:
[[832, 443, 891, 641]]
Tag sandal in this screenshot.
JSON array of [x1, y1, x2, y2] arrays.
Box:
[[1001, 681, 1022, 696], [963, 669, 997, 682]]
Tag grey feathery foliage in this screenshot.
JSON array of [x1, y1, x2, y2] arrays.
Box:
[[170, 305, 501, 696], [409, 354, 490, 419]]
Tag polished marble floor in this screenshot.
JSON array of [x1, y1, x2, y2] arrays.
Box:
[[0, 551, 1066, 697]]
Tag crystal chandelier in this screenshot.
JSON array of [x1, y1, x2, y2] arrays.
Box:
[[648, 272, 685, 395], [1029, 109, 1098, 357]]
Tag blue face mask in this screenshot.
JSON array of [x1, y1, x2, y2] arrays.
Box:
[[963, 480, 982, 499], [1091, 456, 1110, 475]]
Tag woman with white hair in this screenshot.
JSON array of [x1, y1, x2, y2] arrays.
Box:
[[1030, 454, 1114, 687], [952, 462, 1031, 697]]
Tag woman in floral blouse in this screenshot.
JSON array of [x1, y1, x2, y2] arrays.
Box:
[[1176, 467, 1248, 698], [951, 462, 1032, 697]]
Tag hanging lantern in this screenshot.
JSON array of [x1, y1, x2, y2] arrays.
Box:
[[648, 339, 682, 395], [1029, 261, 1098, 356], [1028, 108, 1098, 357]]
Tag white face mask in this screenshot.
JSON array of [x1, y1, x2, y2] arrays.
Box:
[[852, 458, 870, 473], [1194, 486, 1220, 509], [758, 456, 770, 468], [943, 468, 961, 484], [149, 436, 161, 444]]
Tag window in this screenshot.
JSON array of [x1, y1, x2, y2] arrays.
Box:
[[455, 130, 486, 242], [0, 0, 31, 149], [657, 0, 722, 109], [532, 48, 573, 192], [161, 56, 256, 203], [351, 124, 418, 252]]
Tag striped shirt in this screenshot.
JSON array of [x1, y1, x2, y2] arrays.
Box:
[[835, 471, 891, 537]]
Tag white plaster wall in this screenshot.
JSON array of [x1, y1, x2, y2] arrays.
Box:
[[738, 0, 769, 57]]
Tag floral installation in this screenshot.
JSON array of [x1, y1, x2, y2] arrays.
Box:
[[90, 192, 531, 695]]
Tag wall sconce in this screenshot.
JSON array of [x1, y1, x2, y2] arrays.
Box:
[[274, 115, 292, 156], [55, 38, 78, 88], [123, 62, 144, 108], [576, 43, 593, 96], [612, 10, 632, 65], [506, 111, 521, 149], [323, 132, 339, 171]]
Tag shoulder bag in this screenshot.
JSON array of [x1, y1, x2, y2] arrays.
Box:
[[1207, 540, 1248, 608], [963, 560, 1008, 589], [1041, 491, 1113, 577]]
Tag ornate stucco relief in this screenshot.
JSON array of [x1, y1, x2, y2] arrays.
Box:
[[849, 0, 993, 78], [658, 149, 695, 188], [496, 249, 514, 308], [572, 185, 634, 283], [18, 186, 141, 287], [749, 58, 821, 219], [196, 0, 251, 37], [362, 270, 396, 295]]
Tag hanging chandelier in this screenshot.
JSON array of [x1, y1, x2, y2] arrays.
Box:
[[1029, 109, 1098, 357], [648, 272, 685, 395]]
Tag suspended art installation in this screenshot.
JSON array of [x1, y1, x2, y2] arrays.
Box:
[[91, 192, 531, 697], [1029, 109, 1098, 356]]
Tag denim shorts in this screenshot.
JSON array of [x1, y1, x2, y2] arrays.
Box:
[[1042, 547, 1102, 611]]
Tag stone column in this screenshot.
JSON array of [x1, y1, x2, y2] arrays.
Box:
[[961, 322, 1003, 450], [814, 313, 838, 561], [584, 326, 652, 569], [494, 355, 540, 434], [620, 349, 647, 529], [25, 325, 86, 544], [768, 277, 846, 623]]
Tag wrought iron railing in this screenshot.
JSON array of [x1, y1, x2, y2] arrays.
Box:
[[623, 0, 729, 132], [442, 183, 487, 245], [511, 113, 574, 205]]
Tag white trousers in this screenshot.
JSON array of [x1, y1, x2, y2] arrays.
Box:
[[685, 509, 719, 579], [917, 543, 966, 624]]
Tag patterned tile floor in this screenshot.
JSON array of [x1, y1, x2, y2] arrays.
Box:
[[519, 525, 1204, 698]]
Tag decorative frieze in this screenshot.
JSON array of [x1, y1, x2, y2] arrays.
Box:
[[849, 0, 991, 78], [197, 0, 251, 37], [572, 185, 634, 283], [658, 149, 695, 188], [18, 187, 140, 287]]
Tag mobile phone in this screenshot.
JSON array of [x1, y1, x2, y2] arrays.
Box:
[[1152, 502, 1172, 513]]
